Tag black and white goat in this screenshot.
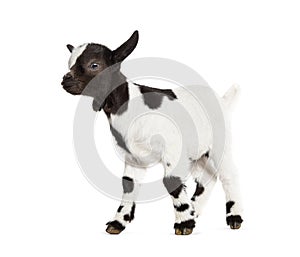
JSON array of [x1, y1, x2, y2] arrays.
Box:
[[61, 31, 243, 235]]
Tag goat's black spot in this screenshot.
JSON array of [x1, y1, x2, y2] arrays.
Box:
[[190, 210, 195, 216], [122, 176, 134, 193], [191, 182, 205, 201], [174, 203, 189, 212], [103, 82, 129, 115], [166, 162, 171, 167], [123, 203, 136, 222], [106, 220, 125, 231], [174, 219, 196, 229], [117, 205, 124, 213], [130, 203, 136, 221], [135, 83, 177, 109], [226, 201, 235, 214], [226, 215, 243, 226], [204, 151, 210, 158], [110, 125, 130, 153], [124, 214, 131, 221], [163, 176, 185, 198]]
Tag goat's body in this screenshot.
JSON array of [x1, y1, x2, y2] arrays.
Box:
[[106, 82, 243, 233], [109, 83, 214, 169]]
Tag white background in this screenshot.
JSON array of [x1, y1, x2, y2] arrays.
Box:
[[1, 0, 299, 256]]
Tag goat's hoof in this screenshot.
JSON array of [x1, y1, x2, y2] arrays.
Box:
[[175, 228, 193, 235], [226, 215, 243, 230], [174, 219, 195, 235], [230, 222, 241, 230], [105, 220, 125, 235], [106, 225, 122, 234]]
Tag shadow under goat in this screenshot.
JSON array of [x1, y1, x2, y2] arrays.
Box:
[[61, 30, 244, 235]]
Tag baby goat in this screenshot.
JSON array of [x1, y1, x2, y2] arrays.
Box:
[[61, 31, 243, 235]]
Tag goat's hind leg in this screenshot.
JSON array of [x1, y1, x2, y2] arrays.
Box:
[[191, 154, 218, 218], [219, 152, 244, 229], [163, 163, 196, 235]]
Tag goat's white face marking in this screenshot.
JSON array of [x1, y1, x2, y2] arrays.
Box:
[[68, 43, 88, 69]]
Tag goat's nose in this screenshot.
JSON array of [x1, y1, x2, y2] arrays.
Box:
[[63, 72, 73, 80]]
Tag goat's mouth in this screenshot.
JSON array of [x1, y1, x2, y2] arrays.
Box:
[[61, 81, 84, 95]]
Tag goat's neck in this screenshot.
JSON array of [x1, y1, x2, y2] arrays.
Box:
[[103, 72, 130, 118]]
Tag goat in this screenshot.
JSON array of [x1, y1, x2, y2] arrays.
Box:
[[61, 31, 243, 235]]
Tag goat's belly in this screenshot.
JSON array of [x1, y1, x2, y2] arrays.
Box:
[[125, 109, 212, 165]]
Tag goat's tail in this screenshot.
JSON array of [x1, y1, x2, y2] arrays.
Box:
[[222, 84, 240, 111]]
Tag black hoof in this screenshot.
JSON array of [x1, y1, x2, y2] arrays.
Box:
[[106, 220, 125, 235], [226, 215, 243, 230], [174, 219, 195, 235]]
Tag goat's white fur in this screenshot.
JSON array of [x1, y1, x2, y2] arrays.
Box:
[[108, 82, 243, 227], [68, 43, 88, 69], [67, 43, 243, 232]]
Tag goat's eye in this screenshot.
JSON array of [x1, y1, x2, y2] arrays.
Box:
[[89, 63, 100, 70]]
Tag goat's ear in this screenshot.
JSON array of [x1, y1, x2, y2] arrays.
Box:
[[112, 30, 139, 63], [66, 44, 74, 53]]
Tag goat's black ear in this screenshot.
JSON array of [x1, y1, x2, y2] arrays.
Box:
[[112, 30, 139, 63], [66, 44, 74, 53]]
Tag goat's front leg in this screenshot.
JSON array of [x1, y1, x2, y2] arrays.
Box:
[[106, 164, 146, 235]]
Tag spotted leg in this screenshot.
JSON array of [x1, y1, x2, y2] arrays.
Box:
[[163, 174, 196, 235], [191, 156, 218, 217], [219, 152, 244, 229], [106, 164, 146, 234]]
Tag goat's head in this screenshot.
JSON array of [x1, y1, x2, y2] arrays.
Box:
[[61, 31, 139, 95]]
